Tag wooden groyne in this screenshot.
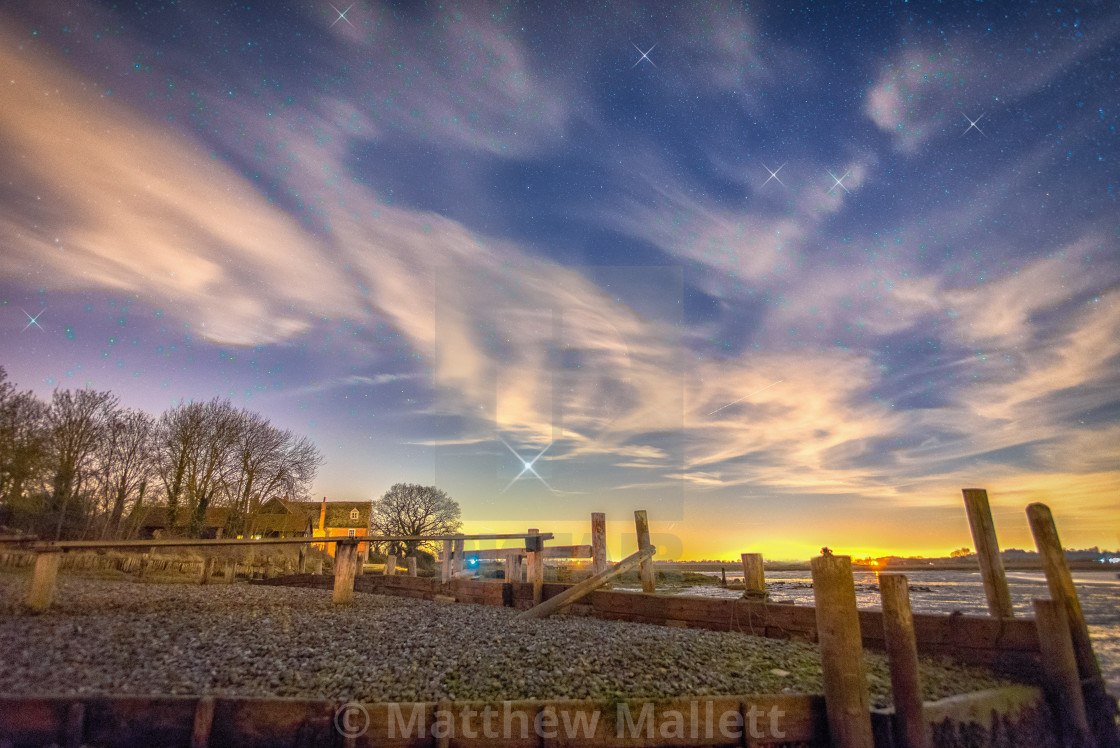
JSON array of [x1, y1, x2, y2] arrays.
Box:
[[0, 686, 1058, 748], [2, 490, 1117, 748]]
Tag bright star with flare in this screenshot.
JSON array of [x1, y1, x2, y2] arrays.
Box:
[[632, 43, 656, 68], [22, 308, 45, 332], [498, 435, 556, 493], [961, 112, 986, 137]]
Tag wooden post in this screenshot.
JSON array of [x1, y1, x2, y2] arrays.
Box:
[[518, 546, 655, 620], [880, 574, 931, 748], [137, 553, 150, 582], [191, 695, 216, 748], [1029, 502, 1119, 748], [453, 537, 466, 576], [811, 553, 874, 748], [504, 551, 520, 582], [634, 510, 655, 593], [1033, 598, 1095, 748], [64, 701, 84, 748], [298, 545, 307, 574], [355, 546, 365, 576], [591, 512, 608, 576], [741, 552, 767, 599], [27, 552, 62, 613], [406, 556, 417, 577], [200, 556, 215, 585], [384, 554, 397, 576], [527, 529, 543, 606], [441, 539, 452, 583], [314, 558, 323, 575], [962, 488, 1014, 618], [333, 540, 359, 604]]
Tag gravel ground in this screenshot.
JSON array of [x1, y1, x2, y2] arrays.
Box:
[[0, 575, 1027, 708]]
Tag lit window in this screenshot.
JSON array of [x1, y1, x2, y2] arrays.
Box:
[[350, 509, 359, 520], [348, 529, 356, 537]]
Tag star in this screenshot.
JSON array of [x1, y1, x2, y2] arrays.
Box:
[[961, 112, 986, 136], [22, 308, 45, 332], [761, 162, 786, 187], [827, 170, 851, 195], [632, 43, 656, 68], [329, 3, 354, 27], [498, 435, 556, 493]]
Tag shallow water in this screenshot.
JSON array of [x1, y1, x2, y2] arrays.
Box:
[[630, 569, 1120, 697]]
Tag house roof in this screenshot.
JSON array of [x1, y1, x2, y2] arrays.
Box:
[[244, 513, 312, 535], [139, 506, 230, 529], [287, 500, 370, 529]]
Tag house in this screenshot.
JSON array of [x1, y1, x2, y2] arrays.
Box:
[[135, 506, 231, 539], [286, 497, 372, 559], [243, 497, 314, 539]]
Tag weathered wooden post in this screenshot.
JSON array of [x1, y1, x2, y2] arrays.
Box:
[[741, 552, 767, 600], [355, 546, 365, 576], [1029, 502, 1119, 748], [199, 556, 215, 585], [27, 552, 62, 613], [137, 552, 151, 582], [1032, 598, 1095, 748], [880, 574, 931, 748], [504, 551, 520, 582], [406, 556, 417, 577], [591, 512, 608, 576], [527, 529, 544, 606], [453, 537, 466, 576], [811, 552, 874, 748], [384, 554, 397, 576], [298, 545, 307, 574], [441, 539, 453, 583], [333, 540, 359, 604], [314, 558, 324, 575], [962, 488, 1014, 618], [634, 510, 655, 593]]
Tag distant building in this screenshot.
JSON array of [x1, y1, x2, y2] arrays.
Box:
[[243, 497, 315, 539], [135, 506, 231, 539], [285, 497, 371, 559]]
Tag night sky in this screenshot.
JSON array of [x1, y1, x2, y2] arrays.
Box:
[[2, 1, 1117, 560]]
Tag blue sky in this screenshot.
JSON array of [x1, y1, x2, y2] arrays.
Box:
[[1, 1, 1117, 559]]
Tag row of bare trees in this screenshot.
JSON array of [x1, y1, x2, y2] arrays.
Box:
[[0, 366, 323, 540]]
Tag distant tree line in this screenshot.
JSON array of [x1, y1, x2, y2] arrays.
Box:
[[0, 365, 323, 540]]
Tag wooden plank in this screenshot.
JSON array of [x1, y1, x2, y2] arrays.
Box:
[[406, 556, 417, 577], [634, 510, 655, 593], [27, 552, 61, 613], [879, 574, 930, 748], [1032, 598, 1094, 748], [962, 488, 1014, 618], [453, 537, 466, 577], [1027, 502, 1119, 748], [199, 557, 215, 586], [811, 553, 874, 748], [385, 554, 397, 576], [591, 512, 608, 576], [518, 546, 656, 620], [466, 545, 592, 561], [190, 696, 215, 748]]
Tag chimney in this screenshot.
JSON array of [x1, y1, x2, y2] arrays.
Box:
[[318, 496, 327, 532]]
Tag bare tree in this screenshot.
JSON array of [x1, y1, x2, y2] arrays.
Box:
[[46, 388, 118, 539], [91, 408, 157, 539], [0, 367, 49, 510], [370, 483, 462, 557]]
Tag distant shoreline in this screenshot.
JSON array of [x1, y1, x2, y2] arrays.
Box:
[[658, 560, 1115, 573]]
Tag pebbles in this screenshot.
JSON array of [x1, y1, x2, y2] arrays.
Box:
[[0, 576, 1025, 708]]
